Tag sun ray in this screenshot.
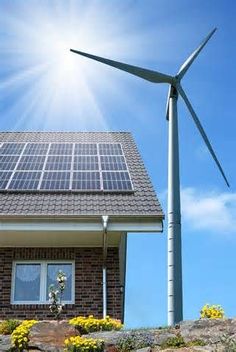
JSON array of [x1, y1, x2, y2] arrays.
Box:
[[0, 1, 161, 131]]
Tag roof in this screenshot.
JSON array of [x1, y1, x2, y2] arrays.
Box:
[[0, 132, 164, 219]]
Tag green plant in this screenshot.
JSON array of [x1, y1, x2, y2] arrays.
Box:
[[220, 334, 236, 352], [0, 320, 20, 335], [11, 320, 37, 350], [117, 334, 136, 352], [49, 270, 67, 319], [160, 334, 206, 350], [188, 339, 206, 347], [116, 331, 154, 352], [69, 315, 123, 334], [160, 334, 186, 349], [64, 336, 104, 352], [200, 304, 225, 319]]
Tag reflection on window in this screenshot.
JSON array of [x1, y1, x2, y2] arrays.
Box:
[[47, 264, 72, 301], [14, 264, 40, 302], [12, 262, 74, 304]]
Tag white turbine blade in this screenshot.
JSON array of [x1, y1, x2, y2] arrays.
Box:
[[70, 49, 173, 84], [165, 86, 171, 119], [177, 28, 217, 80], [178, 84, 230, 187]]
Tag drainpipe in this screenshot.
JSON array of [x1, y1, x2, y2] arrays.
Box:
[[102, 215, 109, 319]]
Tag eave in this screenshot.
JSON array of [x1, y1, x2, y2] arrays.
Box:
[[0, 214, 163, 247]]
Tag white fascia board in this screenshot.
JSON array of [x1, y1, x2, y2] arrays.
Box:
[[0, 217, 163, 233], [0, 221, 103, 232], [109, 221, 163, 232]]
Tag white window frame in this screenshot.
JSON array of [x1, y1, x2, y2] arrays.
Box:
[[11, 260, 75, 305]]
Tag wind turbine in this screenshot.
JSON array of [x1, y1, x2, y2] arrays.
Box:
[[70, 28, 229, 326]]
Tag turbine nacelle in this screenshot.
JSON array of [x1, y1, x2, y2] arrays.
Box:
[[70, 27, 229, 187]]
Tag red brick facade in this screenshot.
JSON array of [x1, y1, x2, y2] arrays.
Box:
[[0, 247, 122, 320]]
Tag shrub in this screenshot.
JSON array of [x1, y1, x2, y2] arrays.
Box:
[[200, 304, 225, 319], [160, 334, 205, 350], [117, 331, 155, 352], [64, 336, 104, 352], [11, 320, 37, 350], [69, 315, 123, 334], [0, 319, 20, 335], [160, 334, 186, 349], [219, 334, 236, 352]]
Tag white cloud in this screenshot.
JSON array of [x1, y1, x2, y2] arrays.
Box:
[[181, 188, 236, 234]]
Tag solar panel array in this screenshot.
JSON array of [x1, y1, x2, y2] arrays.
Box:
[[0, 143, 133, 192]]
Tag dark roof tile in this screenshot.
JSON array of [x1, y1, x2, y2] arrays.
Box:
[[0, 132, 163, 218]]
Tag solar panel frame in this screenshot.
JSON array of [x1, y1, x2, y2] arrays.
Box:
[[72, 171, 101, 190], [45, 155, 72, 171], [0, 155, 20, 171], [23, 143, 50, 155], [16, 155, 46, 171], [40, 171, 71, 190], [8, 171, 42, 190], [73, 155, 99, 171], [48, 143, 73, 155], [74, 143, 98, 155], [100, 155, 127, 171], [98, 143, 123, 156], [0, 171, 13, 189], [0, 142, 134, 193], [98, 142, 134, 192], [102, 171, 133, 191], [0, 143, 25, 155]]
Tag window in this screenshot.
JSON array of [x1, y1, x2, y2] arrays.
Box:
[[12, 261, 74, 304]]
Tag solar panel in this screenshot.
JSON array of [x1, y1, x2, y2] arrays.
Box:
[[72, 172, 100, 190], [41, 171, 70, 190], [45, 155, 72, 171], [0, 143, 25, 155], [23, 143, 49, 155], [73, 156, 99, 170], [100, 155, 127, 171], [0, 155, 20, 170], [8, 171, 41, 190], [17, 155, 46, 171], [99, 143, 122, 155], [74, 143, 97, 155], [0, 172, 12, 189], [49, 143, 73, 155], [102, 171, 133, 190], [0, 142, 133, 192]]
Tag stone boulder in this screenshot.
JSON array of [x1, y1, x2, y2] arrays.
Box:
[[0, 318, 234, 352], [0, 335, 12, 352], [85, 319, 236, 351], [180, 318, 236, 344], [28, 320, 77, 352]]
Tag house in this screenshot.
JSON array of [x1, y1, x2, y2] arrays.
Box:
[[0, 131, 164, 321]]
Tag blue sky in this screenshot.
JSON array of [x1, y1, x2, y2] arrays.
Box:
[[0, 0, 236, 327]]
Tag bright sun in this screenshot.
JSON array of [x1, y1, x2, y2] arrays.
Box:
[[0, 2, 154, 130]]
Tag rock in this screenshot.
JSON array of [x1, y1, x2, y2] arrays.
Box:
[[135, 347, 152, 352], [28, 320, 77, 352], [21, 318, 236, 352], [105, 346, 119, 352], [0, 335, 12, 352], [180, 318, 236, 344], [153, 331, 177, 346], [85, 331, 128, 347]]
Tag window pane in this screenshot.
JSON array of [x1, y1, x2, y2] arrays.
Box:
[[14, 264, 41, 302], [47, 264, 72, 301]]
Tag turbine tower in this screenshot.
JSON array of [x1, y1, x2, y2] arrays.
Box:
[[70, 28, 229, 325]]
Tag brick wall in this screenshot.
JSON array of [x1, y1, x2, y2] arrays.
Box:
[[0, 247, 122, 320]]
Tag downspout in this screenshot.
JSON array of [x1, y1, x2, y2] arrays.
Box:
[[102, 215, 109, 319]]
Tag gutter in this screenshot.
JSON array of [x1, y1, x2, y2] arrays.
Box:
[[102, 215, 109, 319]]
